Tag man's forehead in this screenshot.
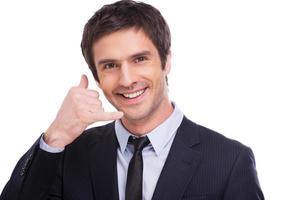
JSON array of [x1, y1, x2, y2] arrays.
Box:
[[94, 28, 152, 48], [92, 28, 157, 61]]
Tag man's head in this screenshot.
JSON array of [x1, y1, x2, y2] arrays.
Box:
[[81, 0, 173, 124], [81, 0, 171, 83]]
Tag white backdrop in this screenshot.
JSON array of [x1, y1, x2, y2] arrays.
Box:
[[0, 0, 299, 199]]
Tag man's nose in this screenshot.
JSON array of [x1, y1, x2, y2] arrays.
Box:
[[118, 63, 136, 87]]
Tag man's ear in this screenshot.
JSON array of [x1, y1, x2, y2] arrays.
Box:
[[164, 51, 172, 75]]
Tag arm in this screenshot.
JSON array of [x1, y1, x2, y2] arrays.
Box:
[[20, 150, 63, 200], [1, 75, 122, 200], [223, 147, 265, 200], [0, 137, 62, 200]]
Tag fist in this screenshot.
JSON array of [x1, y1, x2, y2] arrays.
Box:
[[44, 74, 123, 148]]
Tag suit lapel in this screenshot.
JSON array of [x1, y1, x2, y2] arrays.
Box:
[[88, 123, 119, 200], [152, 117, 202, 200]]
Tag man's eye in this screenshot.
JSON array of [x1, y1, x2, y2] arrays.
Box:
[[104, 63, 117, 69], [134, 56, 147, 63]]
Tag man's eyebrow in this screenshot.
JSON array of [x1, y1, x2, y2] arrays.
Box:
[[130, 50, 151, 59], [96, 50, 152, 66], [97, 59, 118, 66]]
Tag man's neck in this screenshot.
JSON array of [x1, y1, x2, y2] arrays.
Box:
[[121, 99, 174, 136]]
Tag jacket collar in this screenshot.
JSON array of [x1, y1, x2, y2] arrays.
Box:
[[151, 116, 202, 200], [88, 122, 119, 200], [88, 116, 202, 200]]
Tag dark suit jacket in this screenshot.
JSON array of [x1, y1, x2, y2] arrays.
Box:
[[1, 117, 264, 200]]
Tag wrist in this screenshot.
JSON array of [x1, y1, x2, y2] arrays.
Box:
[[44, 125, 70, 148]]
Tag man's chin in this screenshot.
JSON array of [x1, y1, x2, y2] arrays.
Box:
[[112, 101, 152, 121], [121, 110, 149, 122]]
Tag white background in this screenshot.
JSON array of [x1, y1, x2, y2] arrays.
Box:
[[0, 0, 299, 199]]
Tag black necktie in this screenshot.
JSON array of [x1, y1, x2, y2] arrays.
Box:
[[125, 136, 150, 200]]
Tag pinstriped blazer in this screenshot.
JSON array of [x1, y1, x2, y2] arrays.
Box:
[[0, 117, 264, 200]]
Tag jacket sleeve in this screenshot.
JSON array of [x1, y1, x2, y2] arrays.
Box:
[[0, 136, 63, 200], [223, 147, 265, 200]]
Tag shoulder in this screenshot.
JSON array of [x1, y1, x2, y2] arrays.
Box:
[[179, 118, 263, 198], [66, 121, 116, 149], [83, 121, 115, 138], [180, 116, 252, 159]]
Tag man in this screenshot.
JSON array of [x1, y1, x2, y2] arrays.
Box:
[[0, 0, 264, 199]]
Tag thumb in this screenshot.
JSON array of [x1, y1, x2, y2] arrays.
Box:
[[78, 74, 88, 89]]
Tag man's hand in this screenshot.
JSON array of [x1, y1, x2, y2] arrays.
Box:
[[44, 74, 123, 148]]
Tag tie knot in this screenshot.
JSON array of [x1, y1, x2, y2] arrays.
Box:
[[128, 136, 150, 152]]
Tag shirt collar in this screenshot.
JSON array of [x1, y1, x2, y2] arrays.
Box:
[[115, 102, 184, 156]]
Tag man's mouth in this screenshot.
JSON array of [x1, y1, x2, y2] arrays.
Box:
[[121, 88, 146, 99]]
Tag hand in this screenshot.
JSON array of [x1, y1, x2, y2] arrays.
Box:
[[44, 74, 123, 148]]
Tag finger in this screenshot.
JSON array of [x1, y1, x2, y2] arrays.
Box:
[[83, 96, 102, 106], [82, 89, 100, 98], [78, 74, 88, 89], [92, 111, 124, 122], [83, 103, 103, 113]]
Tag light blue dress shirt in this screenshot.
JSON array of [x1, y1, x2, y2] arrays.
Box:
[[40, 103, 184, 200]]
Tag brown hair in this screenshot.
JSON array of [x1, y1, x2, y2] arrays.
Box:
[[81, 0, 171, 82]]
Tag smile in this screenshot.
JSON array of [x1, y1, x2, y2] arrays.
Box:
[[122, 89, 146, 99]]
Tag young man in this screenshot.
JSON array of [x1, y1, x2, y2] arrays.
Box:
[[0, 1, 264, 199]]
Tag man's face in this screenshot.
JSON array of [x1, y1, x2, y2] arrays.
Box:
[[93, 28, 171, 122]]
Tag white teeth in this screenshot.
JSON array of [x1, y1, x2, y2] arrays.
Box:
[[123, 89, 145, 99]]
